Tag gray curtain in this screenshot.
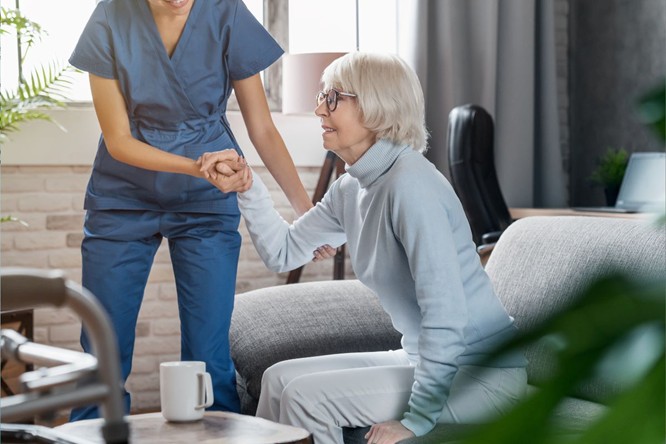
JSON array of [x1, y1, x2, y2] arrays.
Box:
[[398, 0, 566, 207]]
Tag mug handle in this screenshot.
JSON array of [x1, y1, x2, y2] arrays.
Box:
[[196, 372, 214, 409]]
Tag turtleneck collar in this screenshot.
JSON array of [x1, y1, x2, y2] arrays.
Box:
[[345, 139, 413, 188]]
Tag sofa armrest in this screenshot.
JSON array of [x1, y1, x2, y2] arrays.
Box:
[[230, 280, 402, 412]]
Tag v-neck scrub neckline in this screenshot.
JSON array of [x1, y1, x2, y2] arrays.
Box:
[[139, 0, 202, 66]]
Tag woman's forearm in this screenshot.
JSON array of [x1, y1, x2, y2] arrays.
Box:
[[249, 126, 313, 216]]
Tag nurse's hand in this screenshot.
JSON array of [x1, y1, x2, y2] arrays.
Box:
[[206, 161, 253, 193], [197, 149, 244, 180]]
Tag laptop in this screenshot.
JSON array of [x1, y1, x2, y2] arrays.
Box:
[[573, 152, 666, 213]]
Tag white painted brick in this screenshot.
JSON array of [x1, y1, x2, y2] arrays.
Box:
[[158, 284, 177, 301], [132, 355, 159, 375], [14, 232, 66, 250], [67, 232, 84, 248], [33, 326, 49, 343], [19, 166, 72, 174], [1, 176, 46, 193], [18, 194, 72, 212], [138, 300, 179, 319], [158, 354, 181, 363], [143, 283, 161, 302], [2, 251, 50, 268], [72, 166, 92, 174], [147, 264, 175, 283], [134, 336, 181, 355], [130, 391, 161, 413], [49, 340, 83, 352], [48, 251, 82, 269], [136, 321, 151, 337], [45, 175, 90, 192], [1, 233, 15, 250], [71, 194, 85, 211], [49, 323, 82, 342], [153, 319, 181, 336], [0, 196, 18, 212], [126, 373, 160, 392], [34, 308, 79, 326], [46, 214, 84, 231], [153, 246, 171, 264], [65, 269, 82, 284]]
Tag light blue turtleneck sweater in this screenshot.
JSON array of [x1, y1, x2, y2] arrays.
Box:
[[238, 139, 526, 436]]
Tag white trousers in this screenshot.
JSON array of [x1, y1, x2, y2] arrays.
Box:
[[255, 350, 527, 444]]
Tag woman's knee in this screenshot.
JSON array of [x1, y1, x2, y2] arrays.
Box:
[[261, 360, 305, 395], [279, 374, 318, 414]]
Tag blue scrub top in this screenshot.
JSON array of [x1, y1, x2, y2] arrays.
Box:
[[70, 0, 283, 214]]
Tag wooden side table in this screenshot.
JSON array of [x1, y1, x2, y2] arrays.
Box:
[[55, 411, 312, 444]]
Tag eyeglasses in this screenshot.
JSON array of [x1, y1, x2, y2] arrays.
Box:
[[316, 89, 357, 112]]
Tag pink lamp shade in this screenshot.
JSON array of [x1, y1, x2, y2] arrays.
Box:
[[282, 52, 347, 115]]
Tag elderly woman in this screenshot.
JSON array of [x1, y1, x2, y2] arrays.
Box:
[[200, 52, 527, 444]]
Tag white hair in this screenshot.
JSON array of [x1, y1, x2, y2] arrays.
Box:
[[321, 52, 429, 152]]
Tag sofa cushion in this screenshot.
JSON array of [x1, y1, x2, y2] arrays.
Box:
[[230, 279, 402, 414], [485, 216, 665, 402]]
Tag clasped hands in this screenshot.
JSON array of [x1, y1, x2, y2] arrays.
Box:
[[197, 149, 252, 193], [196, 149, 336, 263]]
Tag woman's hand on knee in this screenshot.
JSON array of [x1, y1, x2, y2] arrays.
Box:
[[365, 420, 415, 444]]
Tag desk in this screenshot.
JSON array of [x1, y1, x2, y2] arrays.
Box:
[[510, 208, 649, 220], [55, 411, 312, 444]]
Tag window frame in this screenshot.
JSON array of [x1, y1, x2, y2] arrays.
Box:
[[262, 0, 288, 112]]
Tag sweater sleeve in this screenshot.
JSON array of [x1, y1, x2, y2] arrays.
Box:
[[238, 172, 347, 272], [392, 177, 471, 437]]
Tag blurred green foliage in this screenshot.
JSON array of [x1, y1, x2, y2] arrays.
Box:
[[0, 7, 74, 146], [637, 81, 666, 144], [461, 273, 665, 444]]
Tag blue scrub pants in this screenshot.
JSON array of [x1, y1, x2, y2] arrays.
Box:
[[71, 209, 242, 421]]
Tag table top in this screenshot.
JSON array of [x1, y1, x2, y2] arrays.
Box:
[[509, 207, 650, 220], [55, 411, 312, 444]]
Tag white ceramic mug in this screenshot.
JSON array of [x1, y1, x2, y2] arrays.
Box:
[[160, 361, 214, 422]]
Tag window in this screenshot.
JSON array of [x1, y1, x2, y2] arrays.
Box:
[[288, 0, 398, 54], [0, 0, 97, 102], [0, 0, 398, 108]]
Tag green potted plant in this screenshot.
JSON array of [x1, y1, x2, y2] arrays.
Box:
[[0, 7, 74, 146], [1, 7, 74, 227], [589, 148, 630, 206]]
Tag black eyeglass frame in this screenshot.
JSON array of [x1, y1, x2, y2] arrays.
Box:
[[316, 89, 357, 112]]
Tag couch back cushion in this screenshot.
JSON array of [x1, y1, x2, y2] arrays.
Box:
[[230, 280, 402, 408], [484, 216, 665, 403]]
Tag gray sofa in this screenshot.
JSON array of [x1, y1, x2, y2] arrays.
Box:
[[229, 215, 665, 443]]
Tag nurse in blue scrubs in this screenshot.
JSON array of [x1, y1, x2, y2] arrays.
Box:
[[68, 0, 324, 420]]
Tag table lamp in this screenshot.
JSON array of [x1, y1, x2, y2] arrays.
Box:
[[281, 52, 348, 283]]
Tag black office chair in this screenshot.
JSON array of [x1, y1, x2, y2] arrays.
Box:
[[447, 104, 512, 258]]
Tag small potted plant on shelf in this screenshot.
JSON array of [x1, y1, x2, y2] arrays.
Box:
[[589, 147, 630, 206]]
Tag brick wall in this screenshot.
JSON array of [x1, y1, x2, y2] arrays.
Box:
[[1, 164, 355, 414]]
